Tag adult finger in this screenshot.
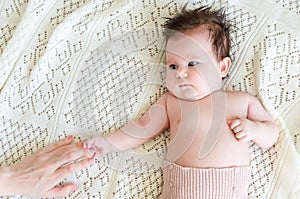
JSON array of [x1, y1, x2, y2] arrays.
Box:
[[44, 184, 78, 198], [42, 156, 94, 196], [50, 142, 94, 169], [41, 136, 75, 154], [53, 156, 94, 181]]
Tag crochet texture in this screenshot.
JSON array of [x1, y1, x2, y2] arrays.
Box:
[[0, 0, 299, 198]]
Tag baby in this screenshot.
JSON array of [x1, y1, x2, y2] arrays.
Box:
[[84, 6, 279, 199]]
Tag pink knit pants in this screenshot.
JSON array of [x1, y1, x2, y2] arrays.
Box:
[[160, 163, 250, 199]]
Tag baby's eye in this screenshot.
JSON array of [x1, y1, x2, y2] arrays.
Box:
[[169, 64, 179, 70], [188, 61, 199, 67]]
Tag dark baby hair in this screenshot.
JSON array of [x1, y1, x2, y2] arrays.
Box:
[[163, 6, 231, 61]]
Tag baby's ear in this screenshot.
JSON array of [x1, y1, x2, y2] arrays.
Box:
[[219, 57, 231, 77]]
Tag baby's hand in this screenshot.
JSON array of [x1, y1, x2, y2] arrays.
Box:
[[228, 118, 258, 142], [83, 135, 110, 157]]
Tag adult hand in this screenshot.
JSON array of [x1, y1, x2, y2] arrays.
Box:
[[0, 135, 95, 198]]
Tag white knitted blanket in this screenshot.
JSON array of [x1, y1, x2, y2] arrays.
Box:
[[0, 0, 300, 198]]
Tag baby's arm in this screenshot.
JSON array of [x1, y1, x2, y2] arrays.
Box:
[[83, 94, 169, 156], [228, 94, 279, 148]]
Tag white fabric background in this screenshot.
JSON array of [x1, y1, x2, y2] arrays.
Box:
[[0, 0, 299, 198]]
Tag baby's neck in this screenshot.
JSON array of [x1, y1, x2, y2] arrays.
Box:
[[177, 88, 224, 101]]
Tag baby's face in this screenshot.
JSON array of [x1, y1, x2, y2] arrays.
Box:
[[165, 30, 224, 100]]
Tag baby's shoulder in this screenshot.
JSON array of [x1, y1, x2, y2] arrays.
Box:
[[156, 92, 176, 106], [224, 91, 255, 101]]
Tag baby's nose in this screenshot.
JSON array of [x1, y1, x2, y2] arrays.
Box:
[[176, 67, 188, 78]]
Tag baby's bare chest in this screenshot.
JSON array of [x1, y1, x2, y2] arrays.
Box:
[[167, 96, 248, 137]]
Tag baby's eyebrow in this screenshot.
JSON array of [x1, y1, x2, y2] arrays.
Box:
[[187, 56, 201, 59]]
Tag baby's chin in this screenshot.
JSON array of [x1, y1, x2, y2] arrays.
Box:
[[168, 89, 208, 101]]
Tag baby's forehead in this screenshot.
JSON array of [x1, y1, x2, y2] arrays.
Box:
[[166, 29, 212, 51], [165, 27, 217, 61]]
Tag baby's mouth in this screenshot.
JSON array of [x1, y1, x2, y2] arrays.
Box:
[[179, 84, 192, 88]]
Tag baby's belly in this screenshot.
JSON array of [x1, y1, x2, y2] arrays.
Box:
[[171, 130, 250, 168]]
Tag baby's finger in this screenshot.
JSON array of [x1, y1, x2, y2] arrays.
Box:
[[235, 132, 245, 139], [228, 119, 240, 129], [237, 136, 250, 143], [232, 125, 243, 134], [82, 140, 94, 149], [82, 141, 88, 149]]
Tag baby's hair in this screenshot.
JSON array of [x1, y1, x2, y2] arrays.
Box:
[[163, 6, 231, 61]]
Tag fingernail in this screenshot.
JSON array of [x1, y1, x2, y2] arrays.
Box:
[[68, 135, 74, 140], [87, 150, 95, 157], [89, 156, 95, 163], [72, 185, 78, 192]]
